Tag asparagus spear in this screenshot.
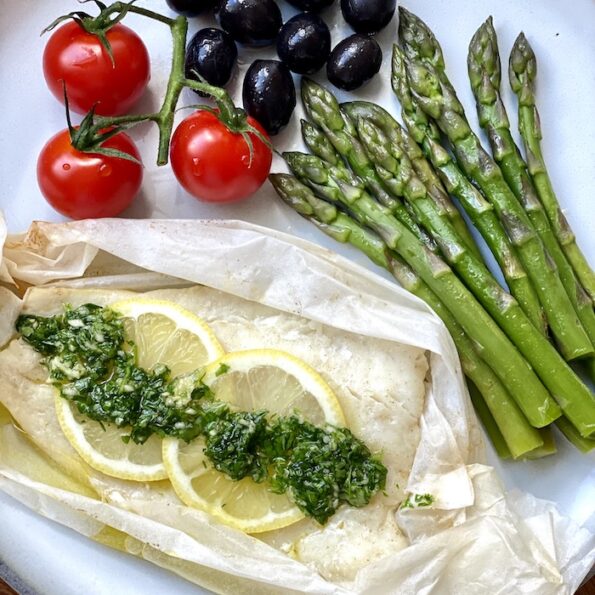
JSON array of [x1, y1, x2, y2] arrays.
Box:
[[390, 47, 546, 335], [300, 79, 438, 254], [269, 173, 387, 267], [399, 8, 593, 362], [301, 119, 343, 168], [476, 392, 558, 457], [281, 151, 568, 427], [285, 150, 595, 436], [468, 18, 595, 361], [349, 112, 549, 356], [509, 33, 595, 304], [270, 173, 544, 458], [339, 93, 482, 260], [302, 115, 467, 262], [556, 417, 595, 454], [341, 96, 545, 335], [301, 79, 485, 263], [467, 382, 511, 459], [523, 427, 557, 460]]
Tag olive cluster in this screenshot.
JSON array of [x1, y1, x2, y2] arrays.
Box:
[[166, 0, 396, 135]]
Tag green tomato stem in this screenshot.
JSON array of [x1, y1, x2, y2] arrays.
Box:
[[120, 3, 176, 26], [156, 14, 188, 164], [81, 2, 245, 166]]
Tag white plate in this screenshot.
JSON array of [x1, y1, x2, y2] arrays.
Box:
[[0, 1, 594, 593]]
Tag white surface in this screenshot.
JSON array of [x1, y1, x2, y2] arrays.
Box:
[[0, 0, 594, 593]]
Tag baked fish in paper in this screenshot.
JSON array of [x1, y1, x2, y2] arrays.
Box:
[[0, 285, 427, 584]]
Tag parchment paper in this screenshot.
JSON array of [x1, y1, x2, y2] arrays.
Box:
[[0, 213, 593, 594]]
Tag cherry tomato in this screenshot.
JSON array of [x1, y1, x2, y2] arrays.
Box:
[[43, 21, 150, 116], [170, 110, 272, 203], [37, 129, 143, 219]]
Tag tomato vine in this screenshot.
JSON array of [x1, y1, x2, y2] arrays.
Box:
[[45, 0, 270, 166]]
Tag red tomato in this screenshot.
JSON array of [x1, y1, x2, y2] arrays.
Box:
[[37, 129, 143, 219], [170, 110, 272, 203], [43, 21, 150, 116]]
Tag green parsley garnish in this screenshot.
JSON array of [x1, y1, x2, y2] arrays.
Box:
[[400, 493, 435, 509]]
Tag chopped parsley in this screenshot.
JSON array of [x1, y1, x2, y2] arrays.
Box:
[[400, 493, 435, 509], [265, 416, 388, 523], [17, 304, 387, 524], [17, 304, 211, 444]]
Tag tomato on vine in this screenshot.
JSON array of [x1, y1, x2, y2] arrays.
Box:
[[170, 110, 272, 203], [38, 1, 274, 218], [43, 21, 150, 116], [37, 128, 143, 219]]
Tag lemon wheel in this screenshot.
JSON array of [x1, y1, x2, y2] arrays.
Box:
[[163, 349, 345, 533]]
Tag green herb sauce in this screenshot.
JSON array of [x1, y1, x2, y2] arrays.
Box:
[[17, 304, 387, 524]]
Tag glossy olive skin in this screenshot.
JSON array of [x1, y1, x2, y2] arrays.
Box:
[[277, 13, 331, 74], [243, 60, 296, 135], [217, 0, 282, 47], [185, 28, 237, 96], [340, 0, 397, 34], [327, 34, 382, 91], [286, 0, 334, 11], [166, 0, 218, 17]]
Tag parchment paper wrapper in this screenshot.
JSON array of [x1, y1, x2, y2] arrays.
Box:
[[0, 214, 593, 594]]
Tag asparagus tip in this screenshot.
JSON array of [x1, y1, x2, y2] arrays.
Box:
[[268, 172, 286, 184], [469, 15, 497, 51], [397, 7, 445, 71], [509, 32, 537, 92], [397, 6, 417, 42], [510, 31, 535, 66], [485, 15, 494, 29], [468, 14, 501, 88], [397, 5, 412, 19], [300, 76, 317, 93], [515, 31, 529, 46]]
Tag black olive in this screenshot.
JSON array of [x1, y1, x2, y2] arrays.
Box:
[[217, 0, 282, 47], [340, 0, 396, 35], [166, 0, 217, 17], [286, 0, 334, 12], [326, 34, 382, 91], [243, 60, 296, 135], [185, 28, 238, 96], [277, 13, 331, 75]]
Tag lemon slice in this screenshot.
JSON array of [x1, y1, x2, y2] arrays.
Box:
[[56, 297, 224, 482], [113, 298, 224, 377], [163, 349, 345, 533]]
